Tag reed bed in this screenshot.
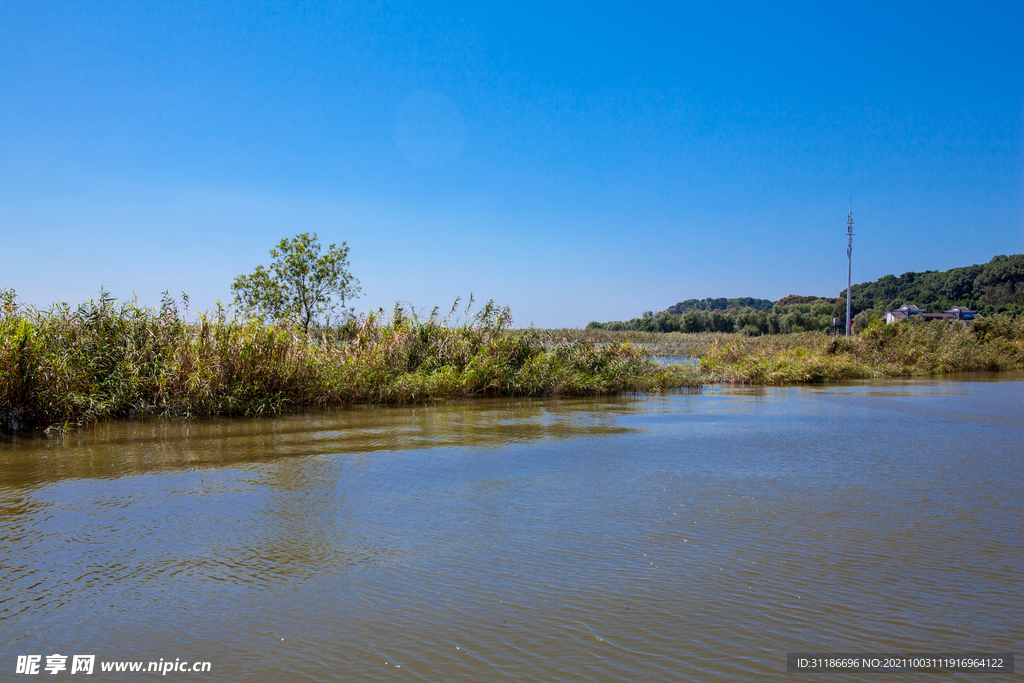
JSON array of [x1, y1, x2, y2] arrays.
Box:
[[4, 291, 1019, 433], [535, 328, 855, 359], [536, 328, 726, 357], [699, 316, 1024, 384], [0, 293, 699, 433], [541, 317, 1024, 384]]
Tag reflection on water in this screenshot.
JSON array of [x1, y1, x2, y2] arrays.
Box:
[[0, 398, 639, 488], [1, 378, 1021, 682]]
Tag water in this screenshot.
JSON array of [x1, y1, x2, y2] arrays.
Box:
[[1, 377, 1021, 681], [653, 355, 699, 366]]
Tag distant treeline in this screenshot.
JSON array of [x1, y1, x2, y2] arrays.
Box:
[[589, 298, 848, 336], [847, 253, 1024, 325], [665, 297, 774, 314], [588, 254, 1024, 335]]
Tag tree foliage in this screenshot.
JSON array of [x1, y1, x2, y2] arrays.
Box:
[[665, 297, 774, 314], [587, 299, 844, 336], [588, 254, 1024, 335], [232, 233, 360, 331], [839, 253, 1024, 326], [845, 254, 1024, 314]]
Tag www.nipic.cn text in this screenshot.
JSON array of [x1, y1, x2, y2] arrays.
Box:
[[15, 655, 212, 675]]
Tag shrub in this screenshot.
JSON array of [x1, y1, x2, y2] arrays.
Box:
[[0, 293, 700, 433]]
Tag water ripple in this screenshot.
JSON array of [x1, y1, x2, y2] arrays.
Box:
[[1, 381, 1021, 681]]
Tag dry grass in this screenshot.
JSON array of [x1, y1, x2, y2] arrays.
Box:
[[535, 328, 842, 358], [541, 319, 1024, 384], [0, 293, 700, 433], [4, 289, 1018, 433], [535, 328, 723, 357], [699, 317, 1024, 383]]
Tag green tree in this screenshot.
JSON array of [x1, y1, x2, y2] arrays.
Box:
[[232, 233, 360, 331]]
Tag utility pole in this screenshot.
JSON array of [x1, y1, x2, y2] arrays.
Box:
[[846, 200, 854, 337]]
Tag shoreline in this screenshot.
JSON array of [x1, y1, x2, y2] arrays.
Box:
[[6, 368, 1023, 443], [3, 297, 1021, 435]]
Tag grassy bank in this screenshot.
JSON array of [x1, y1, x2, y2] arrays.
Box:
[[0, 293, 698, 433], [699, 316, 1024, 383], [539, 316, 1024, 383], [4, 291, 1020, 433], [537, 328, 730, 357]]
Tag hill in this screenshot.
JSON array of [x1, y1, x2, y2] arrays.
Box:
[[587, 254, 1023, 335], [665, 297, 774, 314], [846, 254, 1024, 315]]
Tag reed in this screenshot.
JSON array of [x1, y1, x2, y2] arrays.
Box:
[[0, 293, 699, 433], [536, 328, 728, 357], [700, 316, 1024, 383], [4, 289, 1018, 433]]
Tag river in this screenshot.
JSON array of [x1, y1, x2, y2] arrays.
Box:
[[1, 376, 1021, 681]]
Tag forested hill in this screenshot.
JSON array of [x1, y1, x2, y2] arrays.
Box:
[[587, 254, 1023, 335], [847, 253, 1023, 314], [665, 297, 774, 314]]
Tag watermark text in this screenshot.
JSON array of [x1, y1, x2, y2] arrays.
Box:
[[16, 655, 211, 675]]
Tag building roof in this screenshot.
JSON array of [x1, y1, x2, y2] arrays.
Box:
[[886, 305, 925, 317]]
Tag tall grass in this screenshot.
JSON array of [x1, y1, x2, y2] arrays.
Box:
[[5, 290, 1018, 433], [536, 328, 729, 357], [700, 316, 1024, 383], [0, 292, 698, 433]]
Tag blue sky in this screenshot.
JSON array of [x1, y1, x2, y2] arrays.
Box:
[[1, 1, 1021, 327]]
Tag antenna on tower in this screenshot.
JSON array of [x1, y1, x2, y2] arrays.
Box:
[[845, 199, 854, 337]]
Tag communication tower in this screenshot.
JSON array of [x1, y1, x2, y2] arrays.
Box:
[[845, 200, 854, 337]]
